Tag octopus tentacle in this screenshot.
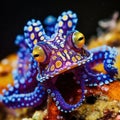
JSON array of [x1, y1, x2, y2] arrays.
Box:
[[0, 22, 48, 109], [13, 35, 39, 93], [12, 58, 38, 93], [47, 80, 85, 113], [2, 36, 39, 97], [104, 47, 118, 75], [55, 10, 78, 36], [14, 34, 33, 76], [24, 19, 50, 49], [83, 68, 114, 86], [44, 15, 57, 36], [83, 45, 118, 86], [1, 83, 47, 108]]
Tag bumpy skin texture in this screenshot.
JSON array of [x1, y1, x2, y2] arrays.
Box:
[[0, 11, 118, 113]]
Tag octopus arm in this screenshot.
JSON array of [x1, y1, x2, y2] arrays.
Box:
[[55, 10, 78, 36], [2, 56, 38, 97], [24, 19, 50, 49], [43, 15, 57, 36], [48, 81, 85, 113], [1, 83, 47, 108], [83, 45, 118, 86], [103, 47, 118, 75]]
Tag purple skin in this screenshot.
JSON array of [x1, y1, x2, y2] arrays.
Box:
[[0, 11, 118, 113]]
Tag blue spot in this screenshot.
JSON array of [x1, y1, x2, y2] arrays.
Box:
[[107, 59, 112, 63], [36, 20, 41, 25], [26, 103, 29, 107], [15, 83, 19, 88], [99, 82, 104, 86], [21, 103, 25, 106], [37, 98, 40, 101], [62, 12, 66, 16], [5, 99, 8, 103], [28, 97, 32, 101], [24, 26, 28, 31], [27, 21, 32, 26], [12, 98, 15, 102], [9, 86, 14, 91], [105, 80, 109, 84], [58, 106, 61, 110], [67, 10, 72, 14], [28, 78, 32, 83], [4, 91, 9, 96], [51, 93, 55, 97], [30, 102, 34, 106], [47, 89, 51, 93], [24, 97, 28, 101], [107, 64, 111, 68], [73, 18, 78, 23], [99, 53, 103, 58], [39, 95, 42, 98], [103, 75, 107, 79], [72, 13, 77, 18], [17, 98, 21, 101], [31, 19, 35, 23], [20, 78, 25, 84], [56, 101, 59, 105], [97, 76, 101, 80]]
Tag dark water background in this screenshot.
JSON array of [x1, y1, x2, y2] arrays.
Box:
[[0, 0, 120, 59]]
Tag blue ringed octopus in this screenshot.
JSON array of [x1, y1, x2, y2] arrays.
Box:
[[0, 10, 118, 113]]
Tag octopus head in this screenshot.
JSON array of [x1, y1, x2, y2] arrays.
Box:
[[32, 31, 91, 83]]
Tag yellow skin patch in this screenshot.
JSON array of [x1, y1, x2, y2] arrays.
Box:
[[38, 32, 42, 37], [76, 55, 81, 60], [52, 56, 57, 60], [62, 15, 68, 21], [30, 33, 35, 40], [52, 50, 55, 54], [55, 60, 62, 68], [73, 31, 85, 48], [28, 26, 33, 32], [40, 36, 44, 40], [32, 46, 46, 63], [57, 52, 66, 61], [68, 20, 72, 28], [59, 21, 63, 27], [64, 49, 70, 60], [35, 27, 40, 32], [33, 39, 38, 45], [59, 29, 63, 34], [50, 65, 55, 71], [72, 56, 77, 62]]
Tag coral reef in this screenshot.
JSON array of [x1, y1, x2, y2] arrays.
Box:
[[71, 95, 120, 120]]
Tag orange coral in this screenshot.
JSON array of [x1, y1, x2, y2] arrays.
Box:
[[100, 81, 120, 101], [44, 96, 63, 120], [0, 54, 17, 94]]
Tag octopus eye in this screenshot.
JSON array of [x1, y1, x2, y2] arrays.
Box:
[[32, 46, 46, 63], [72, 31, 85, 48]]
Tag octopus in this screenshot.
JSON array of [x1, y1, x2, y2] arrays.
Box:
[[0, 10, 118, 114]]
